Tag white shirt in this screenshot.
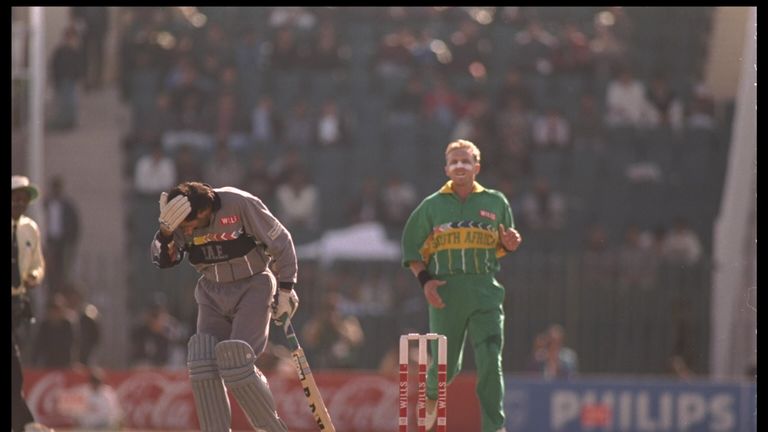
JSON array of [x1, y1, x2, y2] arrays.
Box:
[[317, 114, 341, 146], [134, 154, 177, 194], [275, 183, 319, 229], [74, 385, 123, 429], [605, 79, 650, 127], [532, 114, 571, 148], [47, 200, 64, 239], [663, 230, 702, 265]]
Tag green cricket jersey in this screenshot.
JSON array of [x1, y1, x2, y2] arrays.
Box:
[[402, 180, 515, 276]]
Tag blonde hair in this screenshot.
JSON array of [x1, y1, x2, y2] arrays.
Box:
[[445, 139, 481, 163]]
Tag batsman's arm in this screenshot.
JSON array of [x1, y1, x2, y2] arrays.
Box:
[[150, 230, 184, 268]]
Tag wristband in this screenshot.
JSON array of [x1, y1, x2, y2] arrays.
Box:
[[279, 282, 295, 291], [157, 231, 173, 245], [417, 270, 433, 287]]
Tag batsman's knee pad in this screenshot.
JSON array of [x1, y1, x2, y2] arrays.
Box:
[[215, 340, 287, 432], [187, 333, 231, 432]]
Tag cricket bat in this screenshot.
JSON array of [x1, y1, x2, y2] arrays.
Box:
[[284, 319, 337, 432]]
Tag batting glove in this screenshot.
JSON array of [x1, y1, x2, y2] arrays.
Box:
[[158, 192, 192, 232], [271, 288, 299, 326]]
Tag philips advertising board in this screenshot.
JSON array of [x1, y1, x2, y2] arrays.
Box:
[[504, 376, 756, 432]]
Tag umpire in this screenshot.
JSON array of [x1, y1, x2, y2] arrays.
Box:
[[12, 175, 51, 432]]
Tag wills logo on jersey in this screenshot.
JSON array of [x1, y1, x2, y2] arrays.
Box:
[[479, 210, 497, 221], [220, 215, 239, 225]]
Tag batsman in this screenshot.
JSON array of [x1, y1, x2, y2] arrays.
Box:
[[151, 181, 299, 432], [401, 140, 522, 432]]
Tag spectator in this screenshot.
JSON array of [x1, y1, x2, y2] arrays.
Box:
[[496, 67, 533, 111], [144, 92, 176, 145], [269, 7, 317, 31], [553, 22, 594, 82], [133, 142, 177, 196], [48, 26, 85, 131], [234, 28, 268, 107], [269, 27, 306, 70], [444, 18, 490, 78], [308, 21, 346, 70], [71, 7, 110, 90], [604, 65, 651, 128], [380, 174, 418, 233], [616, 225, 659, 291], [495, 95, 533, 150], [645, 74, 684, 131], [346, 176, 384, 225], [284, 99, 315, 149], [526, 331, 549, 373], [521, 177, 567, 240], [686, 85, 716, 130], [250, 95, 284, 150], [69, 368, 123, 430], [44, 176, 81, 294], [513, 19, 559, 77], [572, 93, 606, 149], [388, 75, 424, 127], [451, 95, 495, 145], [589, 12, 629, 86], [129, 304, 181, 367], [268, 148, 306, 186], [580, 224, 616, 288], [164, 59, 214, 153], [301, 291, 365, 369], [422, 77, 464, 129], [316, 100, 348, 148], [409, 28, 438, 69], [662, 218, 703, 265], [254, 342, 295, 377], [274, 168, 319, 235], [211, 66, 248, 151], [669, 354, 694, 380], [127, 47, 162, 132], [32, 295, 75, 368], [242, 153, 276, 208], [63, 288, 102, 366], [374, 27, 415, 80], [531, 107, 572, 149], [173, 144, 204, 184], [197, 22, 234, 71], [203, 141, 246, 189], [541, 324, 578, 379]]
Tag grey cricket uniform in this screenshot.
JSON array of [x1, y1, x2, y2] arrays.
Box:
[[151, 187, 297, 355]]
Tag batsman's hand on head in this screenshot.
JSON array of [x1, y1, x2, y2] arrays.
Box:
[[271, 288, 299, 326], [158, 192, 191, 234]]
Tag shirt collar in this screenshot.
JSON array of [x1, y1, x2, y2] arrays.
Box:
[[438, 180, 486, 194]]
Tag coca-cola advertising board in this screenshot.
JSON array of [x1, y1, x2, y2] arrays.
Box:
[[23, 369, 482, 431]]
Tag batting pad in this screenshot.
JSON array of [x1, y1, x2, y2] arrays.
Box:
[[188, 333, 232, 432], [215, 340, 288, 432]]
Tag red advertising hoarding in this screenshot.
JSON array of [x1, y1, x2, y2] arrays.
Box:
[[23, 369, 481, 431]]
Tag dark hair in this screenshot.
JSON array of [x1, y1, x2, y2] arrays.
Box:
[[167, 181, 215, 222]]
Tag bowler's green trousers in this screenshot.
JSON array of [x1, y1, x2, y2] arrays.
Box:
[[426, 273, 505, 432]]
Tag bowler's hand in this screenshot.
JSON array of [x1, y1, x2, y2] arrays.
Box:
[[424, 279, 447, 309], [499, 224, 522, 252]]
